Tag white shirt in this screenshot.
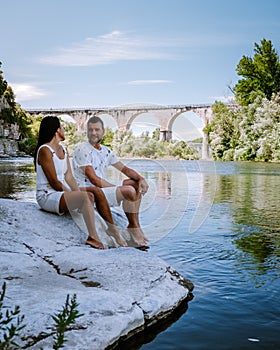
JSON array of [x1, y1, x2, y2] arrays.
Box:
[[72, 142, 119, 187]]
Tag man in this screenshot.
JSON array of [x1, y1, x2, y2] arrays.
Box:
[[72, 116, 149, 247]]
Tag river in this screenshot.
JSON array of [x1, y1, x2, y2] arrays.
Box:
[[0, 158, 279, 349]]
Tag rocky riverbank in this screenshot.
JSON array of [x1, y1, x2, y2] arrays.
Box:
[[0, 139, 21, 157], [0, 198, 193, 349], [0, 117, 23, 157]]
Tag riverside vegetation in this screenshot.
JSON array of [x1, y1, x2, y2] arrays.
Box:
[[1, 38, 280, 161], [0, 282, 83, 350], [205, 38, 280, 162]]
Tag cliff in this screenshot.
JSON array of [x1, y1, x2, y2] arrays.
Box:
[[0, 95, 22, 157]]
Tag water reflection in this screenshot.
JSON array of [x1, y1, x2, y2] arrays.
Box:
[[211, 162, 280, 278], [0, 158, 36, 202]]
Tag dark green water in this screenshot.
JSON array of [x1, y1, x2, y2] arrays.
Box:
[[1, 158, 280, 349], [0, 157, 36, 201]]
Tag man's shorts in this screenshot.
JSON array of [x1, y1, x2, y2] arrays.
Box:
[[101, 186, 120, 207], [36, 190, 64, 215]]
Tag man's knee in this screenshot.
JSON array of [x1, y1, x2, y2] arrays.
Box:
[[118, 185, 137, 201], [123, 178, 138, 190]]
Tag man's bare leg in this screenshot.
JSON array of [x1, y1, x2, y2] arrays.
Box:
[[80, 186, 127, 247], [117, 185, 148, 246]]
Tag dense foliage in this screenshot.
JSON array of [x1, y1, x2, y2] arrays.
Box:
[[234, 39, 280, 106], [205, 92, 280, 161], [112, 129, 197, 159], [206, 39, 280, 162], [0, 62, 35, 154]]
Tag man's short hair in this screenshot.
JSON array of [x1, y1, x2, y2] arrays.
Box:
[[87, 116, 104, 130]]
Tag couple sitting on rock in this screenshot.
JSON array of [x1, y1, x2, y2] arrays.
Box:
[[34, 115, 149, 249]]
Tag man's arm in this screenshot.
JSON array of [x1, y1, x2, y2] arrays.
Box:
[[113, 161, 149, 194], [83, 165, 115, 188]]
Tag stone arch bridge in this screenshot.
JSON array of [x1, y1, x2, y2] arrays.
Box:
[[26, 104, 214, 159]]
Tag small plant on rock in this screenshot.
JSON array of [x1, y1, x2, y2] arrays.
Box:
[[0, 282, 26, 350], [52, 294, 84, 350]]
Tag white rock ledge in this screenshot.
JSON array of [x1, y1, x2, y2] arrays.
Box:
[[0, 198, 193, 349]]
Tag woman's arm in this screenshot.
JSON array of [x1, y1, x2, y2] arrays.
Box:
[[38, 147, 64, 191]]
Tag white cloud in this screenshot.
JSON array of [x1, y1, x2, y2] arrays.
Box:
[[37, 30, 247, 68], [10, 83, 46, 101], [38, 31, 182, 67], [127, 80, 173, 85]]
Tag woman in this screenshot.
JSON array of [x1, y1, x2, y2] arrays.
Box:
[[34, 116, 126, 249]]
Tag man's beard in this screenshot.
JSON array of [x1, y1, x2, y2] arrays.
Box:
[[89, 136, 102, 145]]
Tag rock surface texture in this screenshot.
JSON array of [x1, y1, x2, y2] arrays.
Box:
[[0, 198, 193, 349]]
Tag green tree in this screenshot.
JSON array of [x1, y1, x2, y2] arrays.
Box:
[[204, 102, 239, 160], [0, 62, 8, 96], [102, 127, 114, 147], [18, 113, 43, 156], [152, 128, 160, 141], [235, 92, 280, 161], [167, 140, 196, 160], [0, 61, 35, 154], [207, 93, 280, 162], [3, 86, 16, 109], [234, 39, 280, 106]]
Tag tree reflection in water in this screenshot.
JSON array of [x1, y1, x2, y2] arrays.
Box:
[[212, 162, 280, 279], [0, 158, 35, 201]]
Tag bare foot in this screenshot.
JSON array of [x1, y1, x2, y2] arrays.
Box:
[[127, 226, 148, 246], [86, 237, 105, 250], [106, 229, 128, 247]]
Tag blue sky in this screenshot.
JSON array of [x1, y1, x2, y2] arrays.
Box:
[[1, 0, 280, 139]]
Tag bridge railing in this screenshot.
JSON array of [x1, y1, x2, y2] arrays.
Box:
[[25, 103, 215, 114]]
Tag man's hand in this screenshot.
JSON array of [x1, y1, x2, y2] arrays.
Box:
[[138, 178, 149, 195]]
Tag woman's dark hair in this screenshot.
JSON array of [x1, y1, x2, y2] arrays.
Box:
[[33, 116, 60, 168]]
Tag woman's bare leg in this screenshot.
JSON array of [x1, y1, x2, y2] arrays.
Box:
[[60, 191, 104, 249], [80, 187, 127, 247]]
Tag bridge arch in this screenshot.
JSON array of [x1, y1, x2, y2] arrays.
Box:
[[167, 110, 204, 142], [25, 104, 214, 159], [123, 112, 160, 135]]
